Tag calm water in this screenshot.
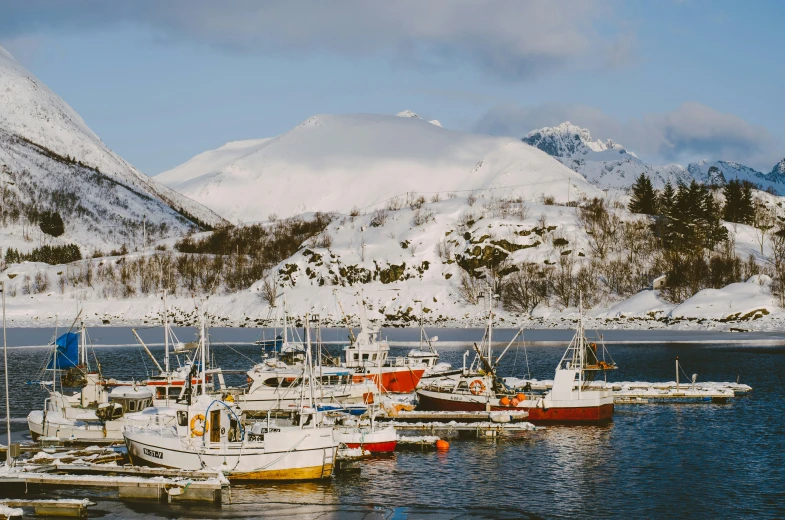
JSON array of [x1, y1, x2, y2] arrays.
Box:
[[1, 328, 784, 518]]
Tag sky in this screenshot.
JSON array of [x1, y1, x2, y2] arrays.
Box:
[[1, 0, 783, 175]]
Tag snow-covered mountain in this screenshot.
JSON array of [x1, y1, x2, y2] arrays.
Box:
[[0, 45, 225, 252], [766, 158, 785, 183], [523, 122, 784, 193], [156, 112, 603, 222], [522, 122, 692, 189]]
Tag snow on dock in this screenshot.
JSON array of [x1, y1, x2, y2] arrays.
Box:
[[504, 377, 752, 403], [0, 462, 225, 503]]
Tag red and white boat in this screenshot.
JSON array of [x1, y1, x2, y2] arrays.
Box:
[[341, 302, 426, 393], [416, 298, 618, 423], [334, 419, 397, 453]]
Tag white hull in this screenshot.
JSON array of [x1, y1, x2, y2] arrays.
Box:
[[124, 425, 337, 480]]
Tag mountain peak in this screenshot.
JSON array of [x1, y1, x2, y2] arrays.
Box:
[[396, 110, 420, 119], [771, 158, 785, 175], [522, 121, 615, 157]]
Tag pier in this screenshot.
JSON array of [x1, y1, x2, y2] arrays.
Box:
[[0, 463, 225, 504], [0, 498, 93, 517]]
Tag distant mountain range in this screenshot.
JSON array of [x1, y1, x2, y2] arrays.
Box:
[[523, 121, 785, 192]]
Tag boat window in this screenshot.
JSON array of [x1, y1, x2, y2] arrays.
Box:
[[229, 416, 239, 442], [112, 406, 124, 419], [156, 388, 167, 399], [362, 354, 369, 361], [210, 410, 221, 443], [457, 381, 468, 390], [168, 387, 181, 398], [177, 410, 188, 427], [263, 377, 280, 387], [128, 400, 137, 412]]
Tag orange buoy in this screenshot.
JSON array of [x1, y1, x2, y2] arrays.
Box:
[[499, 396, 511, 406], [516, 393, 526, 402], [511, 398, 520, 407], [435, 439, 450, 451]]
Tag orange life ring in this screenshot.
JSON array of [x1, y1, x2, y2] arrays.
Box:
[[190, 414, 208, 437], [469, 379, 486, 395]]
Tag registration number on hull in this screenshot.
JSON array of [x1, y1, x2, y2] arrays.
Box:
[[143, 448, 163, 459]]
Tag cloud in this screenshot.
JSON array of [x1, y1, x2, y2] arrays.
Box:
[[0, 0, 629, 80], [474, 102, 782, 170]]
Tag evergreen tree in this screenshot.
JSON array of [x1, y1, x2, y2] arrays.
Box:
[[628, 173, 658, 215], [39, 210, 65, 237], [654, 181, 677, 248], [722, 179, 755, 224]]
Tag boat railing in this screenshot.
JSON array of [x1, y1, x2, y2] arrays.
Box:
[[388, 356, 426, 368]]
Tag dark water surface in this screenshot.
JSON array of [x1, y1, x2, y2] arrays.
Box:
[[1, 328, 784, 518]]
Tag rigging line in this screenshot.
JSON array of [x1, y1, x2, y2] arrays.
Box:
[[208, 335, 258, 365]]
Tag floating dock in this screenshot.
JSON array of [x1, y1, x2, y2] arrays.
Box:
[[504, 379, 751, 403], [0, 498, 93, 518], [0, 463, 225, 503], [386, 420, 539, 438]]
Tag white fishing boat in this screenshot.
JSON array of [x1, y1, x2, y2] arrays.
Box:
[[240, 298, 378, 412], [124, 311, 338, 480]]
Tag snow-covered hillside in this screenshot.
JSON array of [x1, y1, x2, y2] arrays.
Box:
[[523, 122, 784, 193], [3, 193, 785, 331], [0, 45, 225, 252], [156, 112, 603, 222]]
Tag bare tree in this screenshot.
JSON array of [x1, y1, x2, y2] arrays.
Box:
[[259, 271, 279, 307], [502, 263, 549, 314], [578, 198, 620, 260], [457, 271, 482, 305]]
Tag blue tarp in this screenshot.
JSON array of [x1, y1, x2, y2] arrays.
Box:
[[47, 332, 79, 370]]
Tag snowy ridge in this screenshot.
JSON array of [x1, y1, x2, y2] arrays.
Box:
[[523, 122, 785, 193], [156, 113, 603, 222], [0, 45, 225, 232], [523, 122, 691, 189]]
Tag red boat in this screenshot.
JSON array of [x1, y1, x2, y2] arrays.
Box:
[[416, 298, 617, 423], [334, 423, 397, 453], [340, 298, 426, 394]]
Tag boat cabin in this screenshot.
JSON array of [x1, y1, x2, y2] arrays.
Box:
[[108, 387, 154, 414]]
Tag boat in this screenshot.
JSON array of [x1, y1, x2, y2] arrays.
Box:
[[27, 297, 202, 444], [338, 295, 426, 393], [239, 301, 377, 412], [334, 412, 397, 453], [26, 319, 163, 443], [409, 310, 460, 385], [416, 296, 618, 423], [123, 311, 338, 481]]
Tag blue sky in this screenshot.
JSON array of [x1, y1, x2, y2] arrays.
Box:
[[1, 0, 783, 175]]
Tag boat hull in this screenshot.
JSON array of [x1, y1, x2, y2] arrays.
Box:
[[334, 426, 397, 453], [355, 367, 425, 394], [124, 426, 337, 481], [416, 390, 614, 423], [342, 441, 396, 453]]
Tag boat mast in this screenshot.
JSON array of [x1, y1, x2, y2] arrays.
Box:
[[282, 291, 288, 350], [200, 307, 207, 397], [163, 289, 169, 374], [578, 293, 584, 397], [1, 281, 11, 460], [305, 314, 315, 412], [487, 291, 493, 364]]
